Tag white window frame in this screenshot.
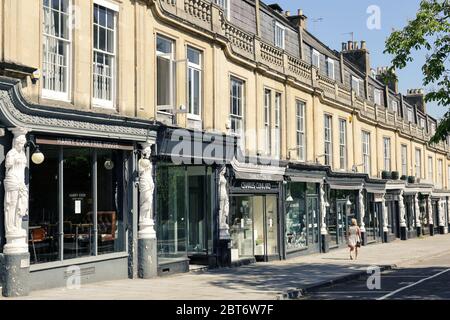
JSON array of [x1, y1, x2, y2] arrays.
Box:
[[326, 58, 335, 80], [312, 49, 320, 70], [264, 89, 272, 156], [187, 46, 202, 120], [156, 34, 176, 113], [362, 131, 371, 174], [407, 108, 414, 123], [274, 92, 281, 159], [437, 159, 443, 188], [415, 148, 422, 179], [296, 100, 306, 162], [214, 0, 230, 20], [230, 77, 245, 150], [374, 89, 382, 106], [324, 114, 332, 166], [339, 118, 347, 170], [390, 99, 398, 113], [42, 0, 72, 101], [383, 137, 391, 172], [274, 22, 285, 50], [351, 76, 361, 96], [447, 165, 450, 189], [428, 156, 433, 181], [92, 1, 118, 109], [401, 144, 408, 176]]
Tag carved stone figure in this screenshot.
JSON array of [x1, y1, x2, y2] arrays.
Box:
[[427, 197, 433, 225], [138, 143, 155, 239], [438, 199, 445, 227], [399, 190, 406, 227], [320, 184, 328, 235], [382, 195, 389, 232], [359, 187, 366, 232], [218, 167, 230, 239], [415, 194, 421, 227], [3, 128, 29, 254]]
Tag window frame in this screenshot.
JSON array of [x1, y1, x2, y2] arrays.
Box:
[[264, 89, 272, 156], [362, 131, 371, 174], [401, 144, 408, 176], [229, 76, 245, 150], [428, 156, 433, 181], [274, 22, 285, 50], [415, 148, 422, 179], [274, 92, 282, 159], [312, 49, 320, 70], [324, 114, 333, 166], [339, 118, 347, 170], [374, 89, 382, 106], [351, 76, 361, 96], [42, 0, 72, 101], [92, 1, 118, 109], [326, 58, 335, 80], [296, 100, 306, 162], [437, 159, 443, 188], [156, 34, 176, 113], [214, 0, 230, 20], [186, 46, 202, 120], [383, 137, 391, 172]]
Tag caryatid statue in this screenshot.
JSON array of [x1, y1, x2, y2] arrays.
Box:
[[138, 143, 155, 239], [415, 194, 421, 227], [427, 196, 433, 226], [320, 183, 328, 235], [438, 199, 445, 227], [3, 128, 29, 254], [382, 194, 388, 232], [359, 187, 366, 232], [218, 167, 230, 240], [399, 190, 407, 228]]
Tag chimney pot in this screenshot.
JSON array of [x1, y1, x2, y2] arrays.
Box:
[[348, 41, 353, 50], [353, 41, 359, 50], [285, 11, 290, 17], [298, 9, 303, 16], [361, 40, 367, 50]]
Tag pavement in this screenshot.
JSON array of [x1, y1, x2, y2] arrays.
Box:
[[3, 233, 450, 300], [303, 251, 450, 300]]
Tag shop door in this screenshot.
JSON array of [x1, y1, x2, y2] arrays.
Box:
[[336, 200, 347, 246], [254, 195, 279, 261], [306, 196, 320, 249]]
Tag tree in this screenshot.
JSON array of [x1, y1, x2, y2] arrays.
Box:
[[384, 0, 450, 144]]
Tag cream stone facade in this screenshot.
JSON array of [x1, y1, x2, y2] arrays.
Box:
[[0, 0, 449, 296]]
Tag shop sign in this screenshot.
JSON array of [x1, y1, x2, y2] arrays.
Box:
[[373, 193, 385, 202], [240, 181, 273, 190], [37, 137, 134, 150]]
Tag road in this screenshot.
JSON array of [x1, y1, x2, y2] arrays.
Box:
[[303, 252, 450, 300]]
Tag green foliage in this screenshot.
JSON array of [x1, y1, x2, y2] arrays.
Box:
[[384, 0, 450, 144]]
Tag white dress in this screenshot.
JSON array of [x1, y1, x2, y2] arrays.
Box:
[[348, 226, 360, 247]]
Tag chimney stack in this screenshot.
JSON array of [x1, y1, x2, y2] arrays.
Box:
[[342, 39, 371, 76], [287, 8, 307, 29], [405, 88, 426, 113]]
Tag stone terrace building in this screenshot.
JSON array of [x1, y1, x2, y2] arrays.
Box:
[[0, 0, 449, 296]]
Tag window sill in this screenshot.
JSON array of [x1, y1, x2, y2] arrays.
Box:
[[29, 252, 128, 272], [92, 98, 115, 109], [187, 114, 201, 121], [42, 90, 71, 103]]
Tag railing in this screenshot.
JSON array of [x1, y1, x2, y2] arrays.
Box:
[[287, 54, 312, 85], [222, 21, 254, 57], [154, 0, 449, 154], [184, 0, 211, 23], [260, 41, 284, 71]]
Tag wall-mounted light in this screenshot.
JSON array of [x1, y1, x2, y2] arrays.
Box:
[[104, 159, 114, 170], [27, 138, 45, 165], [346, 197, 352, 206]]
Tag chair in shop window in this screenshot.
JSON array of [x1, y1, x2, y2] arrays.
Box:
[[29, 227, 48, 263]]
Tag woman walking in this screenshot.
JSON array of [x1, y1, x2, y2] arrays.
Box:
[[347, 218, 361, 260]]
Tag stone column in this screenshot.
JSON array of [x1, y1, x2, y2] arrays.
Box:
[[358, 186, 367, 245], [428, 196, 434, 236], [415, 193, 422, 236], [2, 127, 30, 297], [398, 190, 407, 240], [137, 141, 157, 279]]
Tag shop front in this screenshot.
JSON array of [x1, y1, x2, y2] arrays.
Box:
[[364, 183, 386, 245], [228, 160, 284, 263], [0, 77, 159, 296], [328, 189, 357, 249]]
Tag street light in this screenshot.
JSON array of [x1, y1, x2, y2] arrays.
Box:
[[27, 140, 45, 165]]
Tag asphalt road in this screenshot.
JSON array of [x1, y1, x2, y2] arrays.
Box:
[[303, 252, 450, 300]]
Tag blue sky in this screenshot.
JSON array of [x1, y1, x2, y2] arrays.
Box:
[[275, 0, 445, 119]]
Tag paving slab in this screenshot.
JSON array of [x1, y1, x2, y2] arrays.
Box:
[[3, 234, 450, 300]]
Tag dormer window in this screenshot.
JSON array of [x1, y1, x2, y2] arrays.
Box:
[[274, 22, 285, 49], [374, 89, 382, 105], [326, 58, 335, 80], [214, 0, 230, 20], [312, 49, 320, 69], [351, 76, 361, 96], [407, 107, 414, 123]]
